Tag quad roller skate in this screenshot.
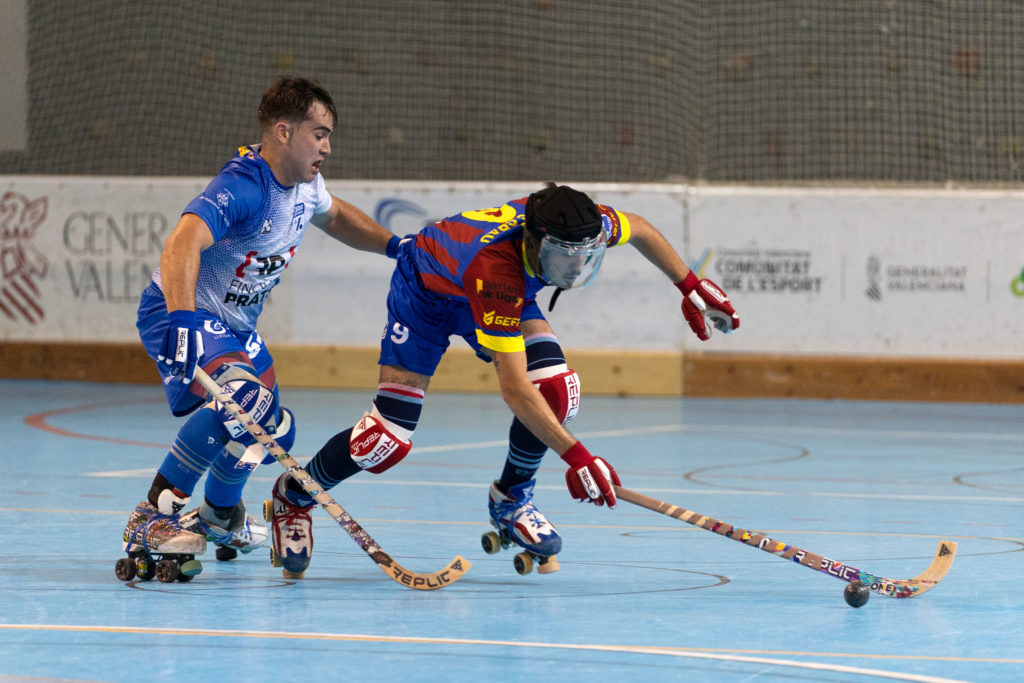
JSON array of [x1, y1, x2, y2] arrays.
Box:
[[482, 480, 561, 575], [263, 474, 314, 578], [116, 500, 206, 583], [180, 501, 270, 562]]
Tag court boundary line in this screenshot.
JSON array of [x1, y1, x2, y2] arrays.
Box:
[[0, 624, 998, 682]]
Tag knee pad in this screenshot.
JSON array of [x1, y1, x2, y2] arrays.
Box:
[[208, 363, 279, 445], [349, 406, 412, 474], [225, 405, 297, 467], [530, 366, 580, 425]]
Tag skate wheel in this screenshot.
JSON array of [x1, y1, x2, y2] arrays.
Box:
[[263, 499, 273, 522], [513, 552, 534, 575], [155, 559, 179, 583], [216, 545, 238, 562], [135, 556, 156, 581], [269, 546, 282, 568], [481, 531, 502, 555], [179, 559, 203, 577], [115, 557, 136, 581], [537, 555, 560, 574]]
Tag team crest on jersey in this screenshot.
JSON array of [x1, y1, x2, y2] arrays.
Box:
[[292, 203, 305, 232]]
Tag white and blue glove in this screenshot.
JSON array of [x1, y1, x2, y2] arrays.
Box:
[[158, 310, 204, 384]]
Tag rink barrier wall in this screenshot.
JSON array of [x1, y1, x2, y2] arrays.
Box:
[[3, 342, 1022, 403]]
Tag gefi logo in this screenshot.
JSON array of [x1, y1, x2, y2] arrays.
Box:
[[1011, 269, 1024, 297], [0, 192, 49, 323]]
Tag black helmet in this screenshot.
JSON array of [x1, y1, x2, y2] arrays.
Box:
[[525, 183, 602, 242]]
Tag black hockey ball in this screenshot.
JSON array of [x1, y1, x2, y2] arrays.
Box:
[[843, 580, 870, 608]]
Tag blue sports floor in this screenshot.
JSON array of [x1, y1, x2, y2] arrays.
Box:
[[0, 378, 1021, 682]]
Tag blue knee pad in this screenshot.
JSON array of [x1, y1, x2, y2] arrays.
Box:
[[209, 364, 279, 446], [260, 406, 296, 464]]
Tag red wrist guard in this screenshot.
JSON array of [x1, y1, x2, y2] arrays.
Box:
[[560, 441, 590, 466], [674, 271, 700, 295]]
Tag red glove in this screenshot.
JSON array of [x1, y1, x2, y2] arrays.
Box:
[[676, 271, 740, 341], [560, 441, 621, 508]]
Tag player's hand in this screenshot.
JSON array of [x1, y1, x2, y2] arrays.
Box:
[[677, 272, 740, 341], [158, 310, 204, 384], [560, 441, 621, 508]]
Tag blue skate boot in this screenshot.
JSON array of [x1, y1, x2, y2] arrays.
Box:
[[263, 474, 314, 579], [180, 500, 269, 562], [116, 489, 206, 583], [482, 479, 561, 575]]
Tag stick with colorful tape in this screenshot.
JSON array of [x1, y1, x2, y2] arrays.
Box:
[[614, 486, 955, 598], [194, 367, 470, 590]]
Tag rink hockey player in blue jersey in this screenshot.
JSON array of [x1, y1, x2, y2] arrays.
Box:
[[266, 183, 740, 578], [116, 77, 402, 583]]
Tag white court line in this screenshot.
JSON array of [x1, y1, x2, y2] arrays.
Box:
[[83, 420, 1024, 504], [0, 624, 980, 682], [82, 468, 1024, 503]]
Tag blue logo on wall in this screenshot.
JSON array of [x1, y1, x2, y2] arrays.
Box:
[[374, 198, 436, 232]]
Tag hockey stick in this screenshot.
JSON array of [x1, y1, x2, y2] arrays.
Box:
[[193, 367, 470, 590], [614, 486, 955, 598]]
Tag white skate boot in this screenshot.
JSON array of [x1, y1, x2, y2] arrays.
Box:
[[116, 488, 206, 583], [482, 479, 561, 575], [181, 500, 269, 562]]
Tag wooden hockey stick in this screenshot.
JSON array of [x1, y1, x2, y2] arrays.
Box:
[[614, 486, 955, 598], [194, 367, 470, 590]]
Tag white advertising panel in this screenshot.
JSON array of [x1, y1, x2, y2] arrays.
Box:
[[689, 187, 1024, 357], [2, 177, 1019, 357], [0, 178, 687, 352]]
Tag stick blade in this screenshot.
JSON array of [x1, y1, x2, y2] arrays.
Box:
[[377, 555, 472, 591], [903, 540, 957, 596]]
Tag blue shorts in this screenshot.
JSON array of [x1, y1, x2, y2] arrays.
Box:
[[378, 248, 545, 377], [137, 282, 274, 415]]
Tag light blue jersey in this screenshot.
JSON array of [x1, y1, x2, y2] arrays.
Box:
[[151, 144, 332, 332]]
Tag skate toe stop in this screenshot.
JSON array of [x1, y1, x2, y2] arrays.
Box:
[[537, 556, 560, 574], [282, 569, 305, 579]]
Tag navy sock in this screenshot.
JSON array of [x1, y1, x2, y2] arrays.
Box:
[[285, 428, 360, 505]]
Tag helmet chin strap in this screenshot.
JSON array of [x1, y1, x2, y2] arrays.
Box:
[[548, 287, 564, 312]]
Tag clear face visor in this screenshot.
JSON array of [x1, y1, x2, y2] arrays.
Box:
[[536, 231, 607, 289]]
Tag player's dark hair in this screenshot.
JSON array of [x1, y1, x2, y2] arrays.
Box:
[[525, 182, 602, 242], [258, 76, 337, 131]]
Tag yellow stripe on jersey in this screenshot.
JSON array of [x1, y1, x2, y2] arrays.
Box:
[[615, 209, 631, 245], [476, 329, 526, 354], [522, 238, 537, 279]]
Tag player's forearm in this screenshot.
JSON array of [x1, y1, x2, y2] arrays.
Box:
[[504, 387, 576, 454], [624, 212, 690, 282], [324, 198, 395, 253], [494, 363, 575, 454]]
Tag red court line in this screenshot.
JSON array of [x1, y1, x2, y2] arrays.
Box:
[[24, 399, 166, 448]]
